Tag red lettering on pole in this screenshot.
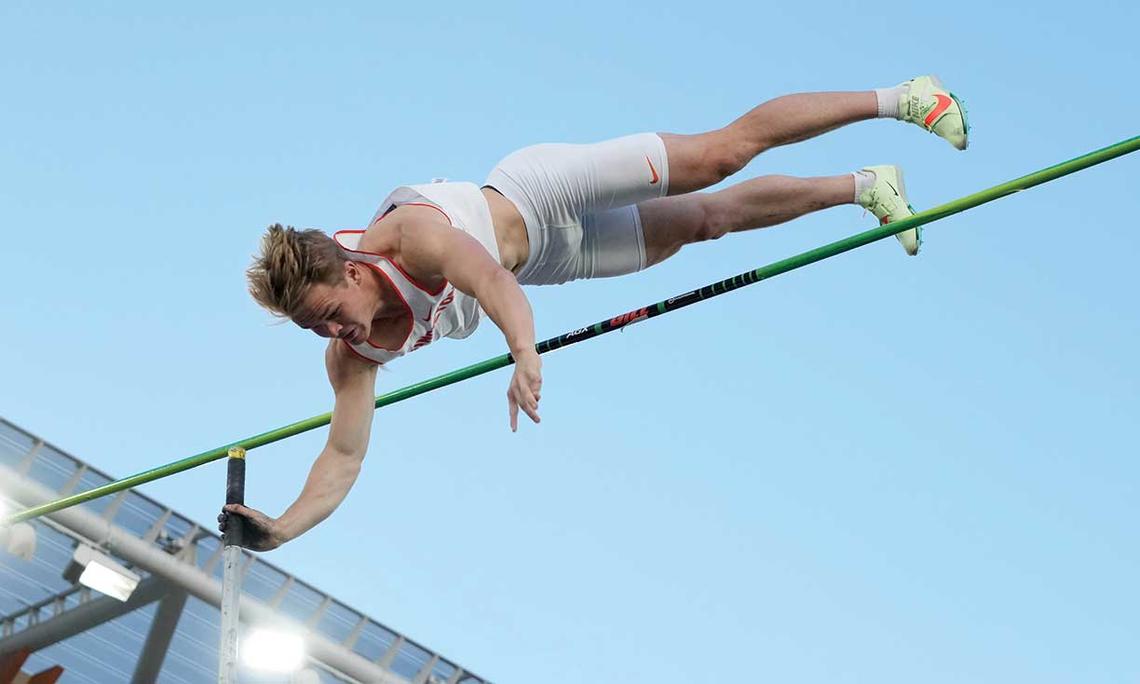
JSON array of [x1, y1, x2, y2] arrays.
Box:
[[609, 307, 649, 328]]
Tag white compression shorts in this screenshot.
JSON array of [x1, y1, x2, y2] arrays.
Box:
[[484, 132, 670, 286]]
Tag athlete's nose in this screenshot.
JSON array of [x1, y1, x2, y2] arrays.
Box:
[[326, 322, 343, 337]]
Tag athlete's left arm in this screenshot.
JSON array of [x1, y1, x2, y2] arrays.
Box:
[[400, 220, 542, 431]]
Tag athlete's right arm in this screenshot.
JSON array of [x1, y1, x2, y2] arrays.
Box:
[[220, 342, 378, 551]]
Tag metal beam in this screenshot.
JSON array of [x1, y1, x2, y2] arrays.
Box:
[[1, 585, 88, 630], [16, 440, 42, 475], [58, 465, 88, 497], [0, 577, 169, 656], [130, 590, 187, 684], [1, 464, 408, 684], [412, 654, 440, 684], [378, 635, 405, 669]]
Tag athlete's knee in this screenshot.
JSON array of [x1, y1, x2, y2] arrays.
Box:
[[694, 219, 730, 243], [697, 137, 752, 185], [689, 200, 732, 243], [693, 195, 745, 243]]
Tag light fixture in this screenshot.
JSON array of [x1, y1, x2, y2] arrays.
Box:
[[1, 521, 38, 561], [292, 668, 321, 684], [241, 627, 307, 674], [62, 545, 141, 601]]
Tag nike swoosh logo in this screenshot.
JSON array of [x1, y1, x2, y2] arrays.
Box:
[[924, 94, 953, 128], [646, 156, 660, 185]]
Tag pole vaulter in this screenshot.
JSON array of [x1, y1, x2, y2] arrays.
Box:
[[5, 133, 1137, 528]]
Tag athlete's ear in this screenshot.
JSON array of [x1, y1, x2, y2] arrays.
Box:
[[344, 260, 361, 285]]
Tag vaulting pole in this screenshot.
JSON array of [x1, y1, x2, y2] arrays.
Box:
[[4, 134, 1138, 527], [218, 446, 246, 683]]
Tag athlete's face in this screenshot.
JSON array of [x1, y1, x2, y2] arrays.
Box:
[[293, 264, 375, 345]]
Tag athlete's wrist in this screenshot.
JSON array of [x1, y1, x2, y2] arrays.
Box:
[[270, 515, 302, 546], [511, 345, 539, 361]]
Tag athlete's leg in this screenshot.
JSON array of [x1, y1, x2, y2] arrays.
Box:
[[662, 75, 969, 195], [639, 166, 918, 265], [484, 77, 968, 285], [662, 91, 878, 195], [639, 174, 851, 264]]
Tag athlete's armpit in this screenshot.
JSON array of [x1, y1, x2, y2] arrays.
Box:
[[326, 339, 380, 392]]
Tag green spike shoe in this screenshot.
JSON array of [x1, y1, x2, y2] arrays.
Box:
[[858, 165, 921, 256], [897, 75, 970, 151]]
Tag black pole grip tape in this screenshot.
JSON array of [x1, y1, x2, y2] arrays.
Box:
[[226, 457, 245, 506], [224, 448, 246, 547]]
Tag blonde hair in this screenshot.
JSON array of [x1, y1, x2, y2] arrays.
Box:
[[247, 224, 347, 318]]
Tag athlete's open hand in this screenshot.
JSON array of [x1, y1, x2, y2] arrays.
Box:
[[218, 503, 285, 552], [508, 349, 542, 431]]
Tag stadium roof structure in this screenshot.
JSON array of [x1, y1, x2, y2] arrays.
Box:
[[0, 417, 491, 684]]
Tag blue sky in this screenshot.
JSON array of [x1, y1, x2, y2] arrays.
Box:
[[2, 2, 1137, 682]]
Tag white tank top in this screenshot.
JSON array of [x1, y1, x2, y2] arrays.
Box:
[[336, 181, 500, 365]]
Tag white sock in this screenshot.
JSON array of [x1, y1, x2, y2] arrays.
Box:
[[852, 169, 876, 203], [874, 85, 906, 119]]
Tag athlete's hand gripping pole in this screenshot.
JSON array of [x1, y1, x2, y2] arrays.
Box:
[[218, 446, 246, 683]]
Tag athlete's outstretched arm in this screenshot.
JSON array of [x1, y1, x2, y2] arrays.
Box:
[[219, 343, 378, 550], [400, 221, 542, 431]]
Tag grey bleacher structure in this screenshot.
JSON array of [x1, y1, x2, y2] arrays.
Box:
[[0, 417, 491, 683]]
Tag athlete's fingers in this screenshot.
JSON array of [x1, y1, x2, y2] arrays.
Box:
[[220, 507, 248, 532], [518, 384, 535, 409], [519, 388, 540, 424], [509, 393, 519, 432], [218, 504, 247, 528]]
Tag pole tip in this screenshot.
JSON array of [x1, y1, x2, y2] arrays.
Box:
[[227, 446, 246, 460]]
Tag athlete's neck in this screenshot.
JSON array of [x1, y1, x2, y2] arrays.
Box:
[[368, 266, 407, 322]]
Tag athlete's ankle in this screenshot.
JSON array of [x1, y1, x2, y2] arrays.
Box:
[[874, 85, 906, 119], [851, 169, 876, 203]]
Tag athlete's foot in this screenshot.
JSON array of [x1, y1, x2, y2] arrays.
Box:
[[896, 75, 969, 151], [857, 165, 921, 256]]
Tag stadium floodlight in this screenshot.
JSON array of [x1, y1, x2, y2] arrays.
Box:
[[0, 498, 32, 560], [1, 521, 38, 560], [292, 669, 321, 684], [63, 544, 141, 601], [241, 628, 307, 674]]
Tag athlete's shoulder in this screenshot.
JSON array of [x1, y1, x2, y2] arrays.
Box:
[[326, 340, 379, 387], [385, 202, 453, 228]]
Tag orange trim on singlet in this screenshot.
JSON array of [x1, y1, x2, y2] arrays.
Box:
[[333, 225, 448, 296], [359, 262, 415, 353]]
